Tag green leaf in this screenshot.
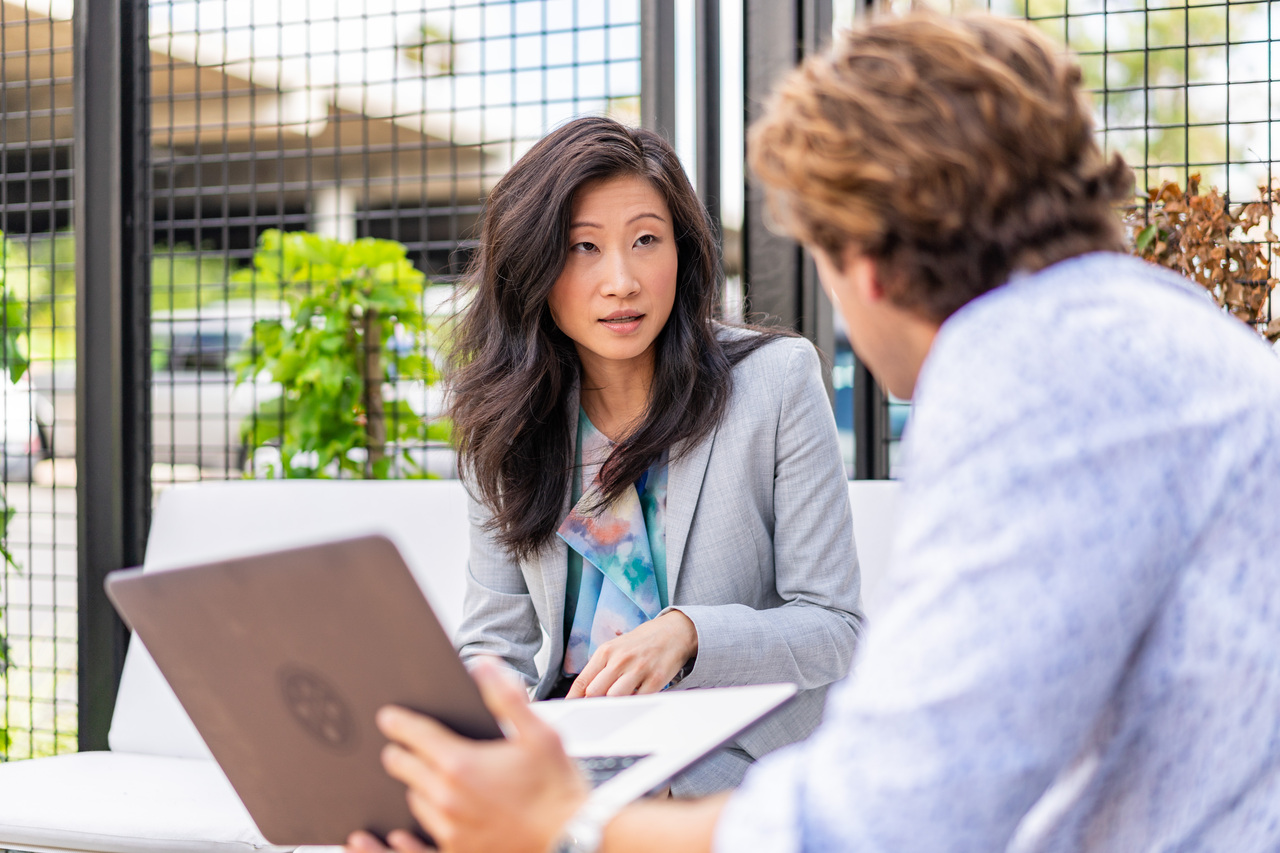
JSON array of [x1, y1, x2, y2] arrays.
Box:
[[1136, 224, 1159, 253]]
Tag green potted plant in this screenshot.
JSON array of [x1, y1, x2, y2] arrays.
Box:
[[232, 229, 450, 479]]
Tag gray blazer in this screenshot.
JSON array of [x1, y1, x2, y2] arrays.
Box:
[[454, 332, 864, 796]]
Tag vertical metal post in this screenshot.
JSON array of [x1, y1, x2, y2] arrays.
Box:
[[743, 0, 833, 371], [694, 0, 721, 234], [798, 0, 834, 385], [74, 0, 151, 750], [641, 0, 677, 142], [853, 363, 889, 480], [846, 0, 889, 478]]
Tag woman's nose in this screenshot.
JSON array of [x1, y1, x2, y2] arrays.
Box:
[[601, 253, 641, 298]]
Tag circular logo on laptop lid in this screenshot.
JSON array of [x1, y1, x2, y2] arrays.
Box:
[[278, 664, 358, 752]]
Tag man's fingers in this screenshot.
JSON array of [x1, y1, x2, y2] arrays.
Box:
[[386, 829, 437, 853], [473, 660, 558, 747], [387, 828, 438, 853], [345, 830, 391, 853], [381, 742, 437, 788], [404, 789, 451, 850], [377, 706, 464, 772]]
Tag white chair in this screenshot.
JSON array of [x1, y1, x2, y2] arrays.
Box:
[[0, 477, 901, 853], [846, 479, 901, 622], [0, 479, 472, 853]]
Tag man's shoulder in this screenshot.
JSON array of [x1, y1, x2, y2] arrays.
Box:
[[907, 251, 1280, 482], [922, 252, 1279, 399]]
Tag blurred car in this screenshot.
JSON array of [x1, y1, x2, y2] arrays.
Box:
[[0, 377, 53, 482], [151, 300, 286, 473]]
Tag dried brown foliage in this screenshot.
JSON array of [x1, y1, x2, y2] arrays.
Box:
[[1127, 175, 1280, 342]]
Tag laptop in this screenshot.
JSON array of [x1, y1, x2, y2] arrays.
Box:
[[104, 533, 796, 846]]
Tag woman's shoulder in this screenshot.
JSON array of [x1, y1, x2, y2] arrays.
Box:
[[713, 322, 817, 380]]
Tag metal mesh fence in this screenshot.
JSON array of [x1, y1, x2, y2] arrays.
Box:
[[0, 0, 77, 760], [1, 0, 1271, 755], [833, 0, 1279, 477], [144, 0, 642, 485], [0, 0, 643, 760]]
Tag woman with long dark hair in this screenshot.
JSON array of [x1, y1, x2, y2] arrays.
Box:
[[448, 115, 861, 797]]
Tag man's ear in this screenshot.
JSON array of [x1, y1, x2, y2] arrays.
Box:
[[840, 247, 883, 304]]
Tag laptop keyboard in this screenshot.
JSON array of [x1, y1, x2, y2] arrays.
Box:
[[575, 754, 649, 787]]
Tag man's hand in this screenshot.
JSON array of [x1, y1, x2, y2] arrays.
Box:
[[567, 610, 698, 698], [347, 660, 589, 853]]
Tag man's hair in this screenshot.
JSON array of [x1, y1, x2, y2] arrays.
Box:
[[748, 13, 1134, 322]]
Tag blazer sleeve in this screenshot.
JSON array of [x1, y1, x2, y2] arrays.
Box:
[[452, 487, 544, 690], [670, 339, 865, 691]]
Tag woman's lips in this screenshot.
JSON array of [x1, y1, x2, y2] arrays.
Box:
[[599, 313, 644, 334]]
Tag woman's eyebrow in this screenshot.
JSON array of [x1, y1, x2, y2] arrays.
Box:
[[569, 212, 666, 229]]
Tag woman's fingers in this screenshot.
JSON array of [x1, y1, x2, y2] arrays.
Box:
[[567, 621, 693, 698], [565, 648, 610, 698], [605, 668, 644, 697]]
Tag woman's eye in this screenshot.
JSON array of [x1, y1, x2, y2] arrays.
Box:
[[635, 234, 657, 247], [571, 241, 598, 253]]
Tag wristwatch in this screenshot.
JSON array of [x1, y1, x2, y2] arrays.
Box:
[[547, 796, 623, 853]]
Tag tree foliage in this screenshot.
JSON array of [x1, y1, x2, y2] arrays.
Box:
[[232, 230, 447, 479]]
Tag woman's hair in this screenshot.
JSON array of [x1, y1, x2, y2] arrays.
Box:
[[748, 13, 1134, 323], [449, 115, 777, 560]]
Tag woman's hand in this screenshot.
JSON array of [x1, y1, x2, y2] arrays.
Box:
[[567, 610, 698, 698], [347, 660, 589, 853]]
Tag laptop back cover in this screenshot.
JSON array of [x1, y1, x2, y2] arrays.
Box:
[[105, 534, 502, 845]]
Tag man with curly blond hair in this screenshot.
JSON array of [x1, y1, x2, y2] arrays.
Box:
[[345, 13, 1280, 853]]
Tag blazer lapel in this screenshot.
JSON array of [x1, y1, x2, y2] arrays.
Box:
[[664, 424, 718, 599], [536, 380, 580, 663]]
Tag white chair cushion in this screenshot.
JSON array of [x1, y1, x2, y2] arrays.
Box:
[[847, 480, 901, 622], [0, 752, 286, 853], [109, 480, 472, 758]]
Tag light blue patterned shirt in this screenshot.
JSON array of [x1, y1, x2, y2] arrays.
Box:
[[716, 253, 1280, 853]]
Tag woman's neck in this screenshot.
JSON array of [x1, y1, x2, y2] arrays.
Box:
[[577, 350, 654, 442]]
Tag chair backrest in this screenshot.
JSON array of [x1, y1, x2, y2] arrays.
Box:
[[107, 478, 902, 758], [847, 479, 901, 622], [108, 479, 471, 758]]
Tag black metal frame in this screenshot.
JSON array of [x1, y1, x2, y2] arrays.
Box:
[[694, 0, 722, 237], [741, 0, 890, 478], [844, 0, 889, 480], [742, 0, 834, 359], [73, 0, 151, 751], [641, 0, 677, 141]]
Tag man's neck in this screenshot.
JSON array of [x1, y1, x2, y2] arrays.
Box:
[[879, 306, 941, 401]]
